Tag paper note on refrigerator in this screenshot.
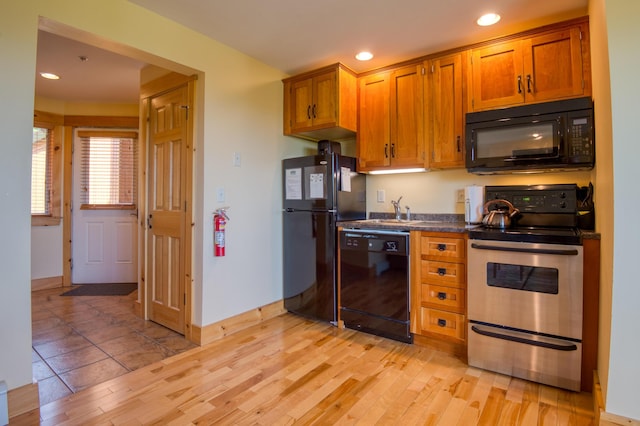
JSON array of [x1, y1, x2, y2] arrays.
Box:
[[341, 167, 352, 192], [309, 173, 324, 198], [285, 168, 302, 200]]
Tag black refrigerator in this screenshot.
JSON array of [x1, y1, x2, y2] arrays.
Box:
[[283, 153, 366, 324]]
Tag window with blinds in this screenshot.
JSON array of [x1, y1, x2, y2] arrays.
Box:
[[78, 131, 138, 208], [31, 126, 52, 215]]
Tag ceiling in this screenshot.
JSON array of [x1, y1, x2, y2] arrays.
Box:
[[35, 0, 588, 104]]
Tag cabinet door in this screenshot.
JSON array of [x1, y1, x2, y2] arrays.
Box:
[[523, 27, 585, 103], [312, 70, 337, 127], [389, 65, 425, 168], [290, 77, 314, 131], [428, 53, 465, 168], [357, 72, 390, 171], [470, 40, 525, 110]]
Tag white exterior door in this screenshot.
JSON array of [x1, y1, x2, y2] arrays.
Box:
[[71, 129, 138, 284]]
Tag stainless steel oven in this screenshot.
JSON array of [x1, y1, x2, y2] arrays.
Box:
[[467, 239, 583, 391], [467, 184, 586, 391]]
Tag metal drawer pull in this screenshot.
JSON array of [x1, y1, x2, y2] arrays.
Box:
[[471, 324, 578, 351], [437, 319, 447, 327], [470, 243, 579, 256], [437, 292, 447, 300], [437, 243, 446, 251], [437, 267, 446, 276]]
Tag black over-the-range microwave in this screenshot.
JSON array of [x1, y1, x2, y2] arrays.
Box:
[[465, 97, 594, 174]]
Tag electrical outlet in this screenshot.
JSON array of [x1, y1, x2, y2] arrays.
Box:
[[456, 189, 465, 203], [377, 189, 385, 203], [216, 187, 225, 202]]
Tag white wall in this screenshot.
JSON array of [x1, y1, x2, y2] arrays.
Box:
[[600, 0, 640, 419], [31, 227, 63, 279], [0, 5, 37, 391]]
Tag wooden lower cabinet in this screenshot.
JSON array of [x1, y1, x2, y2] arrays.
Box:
[[410, 231, 467, 357]]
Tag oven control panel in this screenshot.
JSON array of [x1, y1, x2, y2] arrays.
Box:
[[485, 185, 578, 214]]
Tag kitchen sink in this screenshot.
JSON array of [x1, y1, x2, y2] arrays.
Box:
[[361, 219, 442, 225]]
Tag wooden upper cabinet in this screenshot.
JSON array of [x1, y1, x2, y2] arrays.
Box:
[[357, 71, 390, 170], [524, 27, 586, 103], [283, 63, 357, 141], [470, 40, 524, 110], [425, 52, 466, 168], [357, 64, 425, 172], [469, 24, 590, 111], [389, 64, 425, 169]]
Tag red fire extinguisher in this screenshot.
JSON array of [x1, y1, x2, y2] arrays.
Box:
[[214, 207, 230, 256]]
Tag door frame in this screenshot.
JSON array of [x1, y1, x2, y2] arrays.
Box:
[[62, 115, 141, 289], [139, 72, 196, 342]]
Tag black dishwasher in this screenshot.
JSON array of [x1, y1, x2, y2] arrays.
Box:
[[339, 229, 412, 343]]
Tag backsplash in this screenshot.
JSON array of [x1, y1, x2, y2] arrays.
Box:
[[365, 168, 594, 215]]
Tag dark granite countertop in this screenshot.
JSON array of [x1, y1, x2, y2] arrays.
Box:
[[340, 212, 601, 239], [339, 213, 478, 233]]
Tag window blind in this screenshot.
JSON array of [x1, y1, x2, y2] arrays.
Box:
[[31, 127, 51, 215], [78, 131, 138, 207]]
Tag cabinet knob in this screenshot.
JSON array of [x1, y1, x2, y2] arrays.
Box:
[[437, 243, 446, 251], [526, 74, 533, 93], [384, 144, 389, 158], [437, 267, 446, 276], [307, 105, 311, 119], [437, 292, 447, 300], [437, 319, 447, 327], [312, 104, 317, 118], [456, 136, 461, 152]]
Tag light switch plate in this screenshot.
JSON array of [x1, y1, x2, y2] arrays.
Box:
[[216, 187, 225, 202], [377, 189, 385, 203], [233, 152, 241, 167], [456, 189, 465, 203]]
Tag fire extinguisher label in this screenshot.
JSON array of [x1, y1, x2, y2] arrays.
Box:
[[215, 229, 225, 247]]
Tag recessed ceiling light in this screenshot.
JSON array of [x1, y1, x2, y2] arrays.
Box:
[[356, 51, 373, 61], [40, 72, 60, 80], [477, 13, 501, 26]]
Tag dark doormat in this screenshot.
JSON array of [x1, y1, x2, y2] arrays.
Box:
[[61, 283, 138, 296]]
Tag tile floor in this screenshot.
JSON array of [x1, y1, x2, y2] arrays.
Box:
[[31, 287, 198, 406]]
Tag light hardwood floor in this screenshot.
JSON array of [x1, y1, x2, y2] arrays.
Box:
[[15, 313, 595, 425]]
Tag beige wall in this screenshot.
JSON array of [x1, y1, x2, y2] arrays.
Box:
[[367, 169, 593, 215], [6, 1, 639, 421], [588, 0, 615, 409], [1, 0, 307, 392]]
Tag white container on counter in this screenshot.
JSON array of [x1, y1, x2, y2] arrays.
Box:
[[464, 185, 484, 224]]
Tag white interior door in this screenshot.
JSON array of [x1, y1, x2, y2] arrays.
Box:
[[71, 129, 138, 284]]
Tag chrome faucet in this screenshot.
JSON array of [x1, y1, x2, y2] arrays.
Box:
[[391, 196, 403, 220]]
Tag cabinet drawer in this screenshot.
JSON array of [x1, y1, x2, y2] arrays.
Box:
[[421, 235, 465, 261], [420, 308, 465, 340], [421, 284, 465, 313], [421, 260, 465, 287]]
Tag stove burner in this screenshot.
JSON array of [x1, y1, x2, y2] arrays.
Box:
[[468, 226, 582, 245]]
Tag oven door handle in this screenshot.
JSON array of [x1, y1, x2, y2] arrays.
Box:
[[471, 324, 578, 351], [470, 243, 579, 256]]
